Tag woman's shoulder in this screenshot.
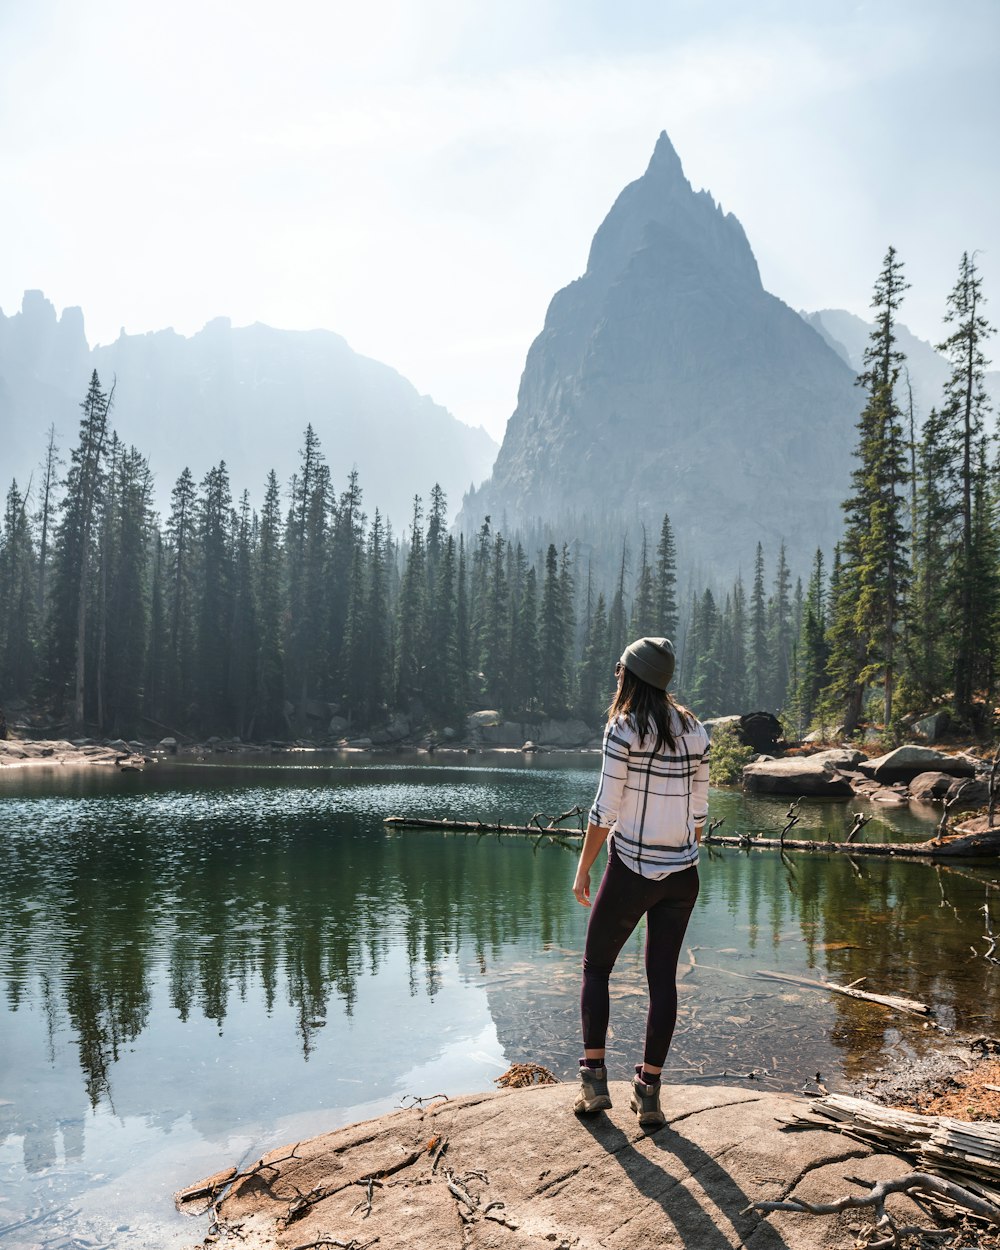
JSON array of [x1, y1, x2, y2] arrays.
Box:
[[672, 704, 709, 738]]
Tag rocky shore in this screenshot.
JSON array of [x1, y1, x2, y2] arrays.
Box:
[[176, 1071, 1000, 1250]]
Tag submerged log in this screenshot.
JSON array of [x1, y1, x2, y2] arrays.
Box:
[[754, 969, 930, 1015], [703, 828, 1000, 859], [384, 815, 583, 837]]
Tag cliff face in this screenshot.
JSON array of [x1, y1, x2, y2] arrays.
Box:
[[0, 293, 496, 521], [461, 132, 861, 575]]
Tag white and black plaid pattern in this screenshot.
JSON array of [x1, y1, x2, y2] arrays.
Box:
[[588, 711, 710, 880]]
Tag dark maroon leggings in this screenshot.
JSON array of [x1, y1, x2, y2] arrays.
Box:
[[581, 841, 699, 1068]]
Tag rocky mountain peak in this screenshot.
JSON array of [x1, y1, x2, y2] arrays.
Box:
[[460, 130, 860, 577], [584, 128, 760, 292]]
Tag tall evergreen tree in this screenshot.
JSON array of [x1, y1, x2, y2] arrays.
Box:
[[0, 481, 38, 700], [47, 371, 112, 728], [747, 544, 768, 708], [654, 513, 679, 639], [938, 252, 996, 723], [826, 246, 911, 731]]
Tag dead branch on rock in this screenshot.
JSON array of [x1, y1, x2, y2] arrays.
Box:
[[397, 1093, 449, 1108], [495, 1062, 559, 1088], [176, 1145, 304, 1212], [747, 1171, 1000, 1249], [282, 1150, 425, 1227], [290, 1238, 380, 1250], [936, 781, 977, 844], [753, 970, 931, 1016], [350, 1176, 381, 1218]]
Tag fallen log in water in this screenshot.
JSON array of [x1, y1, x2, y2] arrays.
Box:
[[703, 828, 1000, 859], [754, 969, 931, 1015], [384, 815, 583, 837]]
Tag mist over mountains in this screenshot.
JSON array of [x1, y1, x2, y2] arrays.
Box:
[[0, 291, 497, 522]]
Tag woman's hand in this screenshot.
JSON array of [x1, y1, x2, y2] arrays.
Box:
[[573, 866, 592, 907]]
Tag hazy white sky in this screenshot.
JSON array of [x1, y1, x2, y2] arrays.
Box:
[[2, 0, 998, 441]]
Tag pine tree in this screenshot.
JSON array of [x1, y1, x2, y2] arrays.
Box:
[[255, 470, 285, 737], [630, 528, 655, 638], [938, 252, 996, 723], [196, 462, 235, 730], [395, 496, 427, 710], [654, 513, 679, 639], [826, 246, 911, 732], [539, 543, 570, 716], [47, 371, 112, 728], [165, 468, 198, 725], [0, 481, 38, 700], [768, 542, 792, 709], [748, 544, 768, 708]]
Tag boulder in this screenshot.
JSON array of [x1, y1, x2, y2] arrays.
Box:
[[911, 710, 951, 742], [702, 715, 741, 739], [369, 715, 410, 745], [807, 747, 866, 769], [467, 709, 502, 729], [739, 711, 783, 752], [909, 771, 956, 803], [857, 745, 976, 783], [742, 757, 854, 796], [327, 715, 349, 735], [537, 718, 591, 747], [480, 721, 525, 746], [946, 776, 990, 806], [159, 737, 178, 754]]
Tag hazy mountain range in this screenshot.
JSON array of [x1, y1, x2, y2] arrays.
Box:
[[0, 292, 497, 523], [3, 132, 993, 574]]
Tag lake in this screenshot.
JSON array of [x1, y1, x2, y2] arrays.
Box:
[[1, 751, 998, 1249]]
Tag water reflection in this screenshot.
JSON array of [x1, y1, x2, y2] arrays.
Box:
[[0, 758, 997, 1249]]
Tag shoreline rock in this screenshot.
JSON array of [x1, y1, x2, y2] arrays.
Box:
[[176, 1082, 928, 1250]]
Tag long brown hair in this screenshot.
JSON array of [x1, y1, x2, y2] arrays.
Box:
[[608, 665, 694, 754]]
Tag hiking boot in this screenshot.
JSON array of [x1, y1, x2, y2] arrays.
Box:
[[573, 1065, 612, 1114], [630, 1075, 665, 1128]]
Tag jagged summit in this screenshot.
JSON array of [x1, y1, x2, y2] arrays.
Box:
[[460, 131, 861, 575], [584, 129, 760, 290], [647, 128, 686, 179]]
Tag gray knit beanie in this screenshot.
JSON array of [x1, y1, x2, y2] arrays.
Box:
[[620, 637, 675, 690]]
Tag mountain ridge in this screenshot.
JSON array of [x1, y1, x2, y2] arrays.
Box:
[[0, 291, 497, 522]]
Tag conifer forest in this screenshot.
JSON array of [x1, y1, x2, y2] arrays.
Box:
[[0, 249, 995, 742]]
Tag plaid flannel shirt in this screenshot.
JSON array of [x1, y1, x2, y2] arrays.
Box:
[[588, 710, 710, 879]]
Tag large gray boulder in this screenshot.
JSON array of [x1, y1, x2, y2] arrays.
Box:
[[858, 745, 976, 783], [538, 718, 592, 747], [702, 715, 741, 739], [743, 757, 854, 796], [807, 747, 866, 769]]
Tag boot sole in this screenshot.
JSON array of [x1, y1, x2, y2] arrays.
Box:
[[629, 1095, 665, 1127], [574, 1095, 612, 1114]]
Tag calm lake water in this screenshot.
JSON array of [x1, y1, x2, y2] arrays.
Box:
[[1, 751, 998, 1249]]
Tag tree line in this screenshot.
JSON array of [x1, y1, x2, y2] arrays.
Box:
[[0, 250, 994, 741]]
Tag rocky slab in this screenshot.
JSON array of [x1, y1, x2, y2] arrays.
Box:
[[857, 746, 976, 783], [177, 1083, 926, 1250], [742, 757, 854, 796]]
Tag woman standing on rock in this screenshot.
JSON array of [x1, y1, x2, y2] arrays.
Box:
[[572, 637, 710, 1128]]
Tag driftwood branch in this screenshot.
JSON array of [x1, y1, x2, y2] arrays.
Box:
[[753, 970, 931, 1016], [702, 827, 1000, 859], [748, 1171, 1000, 1248]]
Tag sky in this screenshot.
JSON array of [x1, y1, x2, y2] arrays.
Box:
[[2, 0, 998, 443]]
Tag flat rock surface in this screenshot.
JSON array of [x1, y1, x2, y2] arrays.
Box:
[[742, 758, 853, 796], [178, 1083, 926, 1249]]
